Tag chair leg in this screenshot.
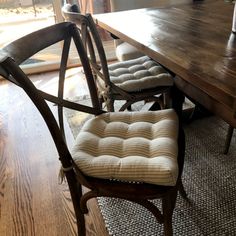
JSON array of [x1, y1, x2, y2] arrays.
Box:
[[162, 191, 177, 236], [76, 210, 86, 236], [107, 98, 115, 112], [98, 96, 104, 110], [119, 100, 133, 111], [73, 185, 86, 236], [178, 179, 187, 199], [163, 92, 171, 109], [224, 125, 234, 154], [68, 178, 86, 236], [127, 104, 132, 111], [75, 184, 86, 236]]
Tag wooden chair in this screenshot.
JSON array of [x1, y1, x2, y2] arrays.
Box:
[[0, 22, 186, 236], [62, 4, 174, 112]]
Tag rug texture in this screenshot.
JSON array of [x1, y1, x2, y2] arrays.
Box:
[[65, 97, 236, 236]]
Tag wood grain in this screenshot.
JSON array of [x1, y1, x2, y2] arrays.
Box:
[[94, 0, 236, 127], [0, 69, 108, 236]]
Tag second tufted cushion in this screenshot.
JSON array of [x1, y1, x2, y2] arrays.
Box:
[[72, 109, 179, 186], [97, 56, 173, 92], [115, 41, 144, 61]]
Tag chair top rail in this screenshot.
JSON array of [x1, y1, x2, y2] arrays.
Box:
[[2, 22, 72, 65]]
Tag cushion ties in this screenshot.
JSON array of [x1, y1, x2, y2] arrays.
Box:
[[58, 164, 74, 184]]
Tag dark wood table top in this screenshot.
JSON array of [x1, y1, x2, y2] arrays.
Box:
[[94, 0, 236, 127]]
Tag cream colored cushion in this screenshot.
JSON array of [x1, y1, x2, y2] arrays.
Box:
[[116, 41, 144, 61], [110, 0, 159, 61], [72, 109, 179, 186], [97, 56, 173, 92]]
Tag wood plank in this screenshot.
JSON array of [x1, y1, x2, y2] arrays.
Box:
[[0, 69, 108, 236]]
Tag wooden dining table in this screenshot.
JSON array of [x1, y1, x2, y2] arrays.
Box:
[[94, 0, 236, 128]]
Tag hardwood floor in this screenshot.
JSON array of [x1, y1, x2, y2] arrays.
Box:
[[0, 68, 108, 236]]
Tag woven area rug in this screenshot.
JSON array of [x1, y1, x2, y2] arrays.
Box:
[[65, 97, 236, 236]]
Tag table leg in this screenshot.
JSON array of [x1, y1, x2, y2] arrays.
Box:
[[171, 84, 185, 121]]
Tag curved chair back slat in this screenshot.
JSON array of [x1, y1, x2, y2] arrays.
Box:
[[62, 5, 111, 88], [0, 22, 102, 167], [3, 23, 71, 65]]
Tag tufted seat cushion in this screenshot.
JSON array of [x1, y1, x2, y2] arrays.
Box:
[[115, 41, 144, 61], [72, 109, 179, 186], [97, 56, 173, 93]]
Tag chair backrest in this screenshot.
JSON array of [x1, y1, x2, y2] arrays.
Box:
[[62, 5, 113, 90], [0, 22, 102, 175]]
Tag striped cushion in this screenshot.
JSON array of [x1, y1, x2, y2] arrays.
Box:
[[97, 56, 173, 92], [72, 109, 179, 186]]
